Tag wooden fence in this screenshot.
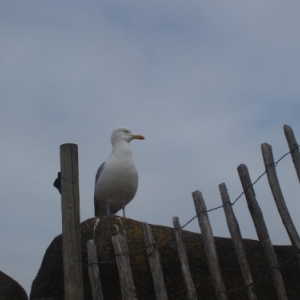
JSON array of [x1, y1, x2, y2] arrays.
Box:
[[60, 124, 300, 300]]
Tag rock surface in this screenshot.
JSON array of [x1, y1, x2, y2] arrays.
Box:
[[0, 270, 27, 300], [30, 216, 300, 299]]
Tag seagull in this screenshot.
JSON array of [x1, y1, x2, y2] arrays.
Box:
[[94, 127, 145, 218]]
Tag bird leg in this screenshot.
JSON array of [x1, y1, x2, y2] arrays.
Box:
[[106, 200, 111, 215], [122, 203, 126, 218]]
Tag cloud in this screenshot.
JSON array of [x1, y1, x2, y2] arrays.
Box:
[[0, 0, 300, 295]]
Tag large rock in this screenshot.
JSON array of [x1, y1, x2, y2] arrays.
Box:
[[30, 216, 300, 299], [0, 270, 27, 300]]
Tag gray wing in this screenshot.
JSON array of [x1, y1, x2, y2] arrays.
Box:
[[95, 162, 105, 186], [94, 162, 105, 216]]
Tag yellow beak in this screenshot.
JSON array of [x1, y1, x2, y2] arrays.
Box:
[[132, 134, 145, 140]]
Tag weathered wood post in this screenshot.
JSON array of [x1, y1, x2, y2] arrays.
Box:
[[172, 217, 198, 300], [142, 222, 168, 300], [87, 239, 104, 300], [283, 125, 300, 183], [192, 190, 228, 300], [261, 143, 300, 266], [219, 183, 257, 300], [112, 234, 138, 300], [237, 164, 288, 300], [60, 143, 84, 300]]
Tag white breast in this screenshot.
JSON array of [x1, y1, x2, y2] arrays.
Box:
[[94, 145, 138, 212]]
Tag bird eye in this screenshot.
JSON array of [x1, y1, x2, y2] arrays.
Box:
[[123, 129, 129, 133]]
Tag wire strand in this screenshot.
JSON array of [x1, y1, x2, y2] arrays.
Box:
[[179, 144, 300, 231]]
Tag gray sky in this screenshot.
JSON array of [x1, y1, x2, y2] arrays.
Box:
[[1, 1, 300, 295]]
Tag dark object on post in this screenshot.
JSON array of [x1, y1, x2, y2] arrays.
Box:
[[53, 172, 61, 194]]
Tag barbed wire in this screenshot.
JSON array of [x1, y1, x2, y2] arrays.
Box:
[[179, 143, 300, 231], [85, 236, 300, 296], [83, 243, 157, 267], [86, 143, 300, 296], [115, 242, 156, 257]]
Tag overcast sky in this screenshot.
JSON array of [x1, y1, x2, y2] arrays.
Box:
[[1, 1, 300, 295]]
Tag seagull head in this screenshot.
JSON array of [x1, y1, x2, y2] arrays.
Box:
[[111, 127, 145, 145]]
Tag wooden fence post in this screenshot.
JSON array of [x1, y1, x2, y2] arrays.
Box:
[[237, 164, 288, 300], [283, 125, 300, 184], [112, 235, 137, 300], [142, 222, 168, 300], [219, 183, 257, 300], [192, 190, 228, 300], [172, 217, 198, 300], [60, 143, 84, 300], [261, 143, 300, 262], [87, 239, 104, 300]]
